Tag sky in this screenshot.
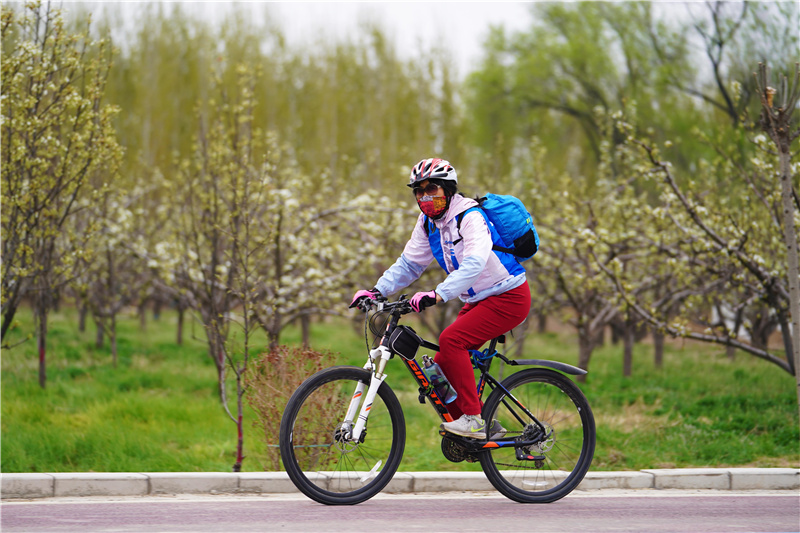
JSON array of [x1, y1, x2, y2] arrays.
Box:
[[265, 2, 535, 76]]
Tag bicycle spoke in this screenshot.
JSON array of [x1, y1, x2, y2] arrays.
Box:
[[280, 366, 405, 505], [480, 368, 595, 503]]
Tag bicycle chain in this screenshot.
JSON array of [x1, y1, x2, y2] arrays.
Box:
[[492, 462, 543, 470]]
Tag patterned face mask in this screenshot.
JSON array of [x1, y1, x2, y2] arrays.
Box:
[[417, 194, 448, 218]]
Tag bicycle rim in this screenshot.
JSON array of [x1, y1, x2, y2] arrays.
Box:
[[279, 366, 405, 505], [480, 368, 595, 503]]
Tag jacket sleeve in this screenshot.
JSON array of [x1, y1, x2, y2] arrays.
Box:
[[434, 210, 494, 302], [374, 215, 434, 296]]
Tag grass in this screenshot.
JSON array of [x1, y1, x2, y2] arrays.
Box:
[[1, 306, 798, 473]]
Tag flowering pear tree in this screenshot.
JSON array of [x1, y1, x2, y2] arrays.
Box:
[[251, 179, 409, 350], [1, 1, 121, 387], [617, 138, 796, 373], [153, 66, 267, 471], [532, 178, 620, 379], [80, 185, 148, 366], [755, 63, 800, 412], [587, 67, 799, 416]]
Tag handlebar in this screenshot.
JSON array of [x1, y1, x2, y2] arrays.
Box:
[[357, 295, 414, 316]]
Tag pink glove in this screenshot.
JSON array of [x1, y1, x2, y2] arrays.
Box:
[[410, 290, 438, 312], [350, 288, 380, 309]]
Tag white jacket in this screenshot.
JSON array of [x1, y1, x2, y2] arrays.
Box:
[[375, 194, 526, 304]]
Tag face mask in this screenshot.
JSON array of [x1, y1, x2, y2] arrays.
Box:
[[417, 195, 448, 218]]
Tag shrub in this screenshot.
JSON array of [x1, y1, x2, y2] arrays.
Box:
[[246, 345, 336, 470]]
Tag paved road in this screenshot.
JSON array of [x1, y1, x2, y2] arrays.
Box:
[[3, 491, 798, 533]]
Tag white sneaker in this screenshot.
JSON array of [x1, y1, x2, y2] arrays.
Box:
[[440, 414, 486, 439]]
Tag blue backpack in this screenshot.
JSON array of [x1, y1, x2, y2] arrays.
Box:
[[472, 194, 539, 261], [424, 193, 539, 264]]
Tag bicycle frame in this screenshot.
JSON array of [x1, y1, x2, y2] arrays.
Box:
[[342, 299, 552, 451], [281, 296, 595, 505]]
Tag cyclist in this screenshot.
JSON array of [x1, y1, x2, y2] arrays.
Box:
[[350, 158, 531, 440]]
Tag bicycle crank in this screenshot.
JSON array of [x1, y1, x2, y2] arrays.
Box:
[[440, 436, 479, 463]]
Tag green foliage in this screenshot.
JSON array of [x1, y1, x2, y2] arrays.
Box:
[[464, 1, 798, 181], [96, 5, 461, 197]]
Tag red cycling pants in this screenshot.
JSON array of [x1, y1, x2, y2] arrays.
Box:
[[434, 281, 531, 419]]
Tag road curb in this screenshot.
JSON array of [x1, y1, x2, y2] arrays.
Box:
[[2, 469, 798, 499]]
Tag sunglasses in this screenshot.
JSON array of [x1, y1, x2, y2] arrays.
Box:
[[412, 183, 442, 197]]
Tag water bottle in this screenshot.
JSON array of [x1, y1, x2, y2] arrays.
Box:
[[422, 355, 457, 404]]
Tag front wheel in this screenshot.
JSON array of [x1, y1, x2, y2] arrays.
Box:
[[279, 366, 406, 505], [480, 368, 595, 503]]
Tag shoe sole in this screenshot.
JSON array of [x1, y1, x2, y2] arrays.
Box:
[[440, 426, 487, 440]]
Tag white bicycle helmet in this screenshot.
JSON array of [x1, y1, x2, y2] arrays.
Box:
[[408, 158, 458, 187]]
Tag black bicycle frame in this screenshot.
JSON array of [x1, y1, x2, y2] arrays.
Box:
[[376, 308, 549, 448]]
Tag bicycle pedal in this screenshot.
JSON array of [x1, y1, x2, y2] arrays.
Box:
[[515, 448, 545, 461]]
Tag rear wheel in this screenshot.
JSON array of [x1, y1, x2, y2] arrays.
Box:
[[279, 366, 405, 505], [480, 368, 595, 503]]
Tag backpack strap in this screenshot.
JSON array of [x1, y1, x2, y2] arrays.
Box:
[[456, 206, 515, 255], [428, 203, 514, 250], [423, 215, 448, 271], [454, 207, 482, 245], [426, 208, 477, 244]]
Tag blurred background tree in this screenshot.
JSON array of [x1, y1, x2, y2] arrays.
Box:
[[1, 1, 122, 387]]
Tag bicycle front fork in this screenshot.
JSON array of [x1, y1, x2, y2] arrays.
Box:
[[342, 345, 391, 442]]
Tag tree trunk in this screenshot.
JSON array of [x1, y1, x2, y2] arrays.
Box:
[[138, 301, 147, 332], [726, 344, 736, 360], [653, 330, 664, 369], [623, 319, 634, 377], [610, 322, 621, 345], [268, 330, 279, 352], [110, 313, 118, 368], [232, 413, 243, 472], [537, 313, 547, 334], [757, 62, 800, 420], [35, 297, 48, 389], [301, 315, 311, 349], [95, 318, 104, 348], [233, 376, 245, 472], [778, 147, 800, 419], [577, 330, 594, 383], [78, 303, 88, 333], [176, 306, 184, 346], [1, 303, 18, 341], [513, 310, 532, 359]]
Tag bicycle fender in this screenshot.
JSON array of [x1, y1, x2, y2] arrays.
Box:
[[509, 359, 587, 376]]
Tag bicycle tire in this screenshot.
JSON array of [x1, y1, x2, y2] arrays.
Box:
[[279, 366, 406, 505], [479, 368, 595, 503]]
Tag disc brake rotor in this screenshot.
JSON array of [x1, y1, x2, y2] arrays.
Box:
[[333, 423, 363, 453]]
